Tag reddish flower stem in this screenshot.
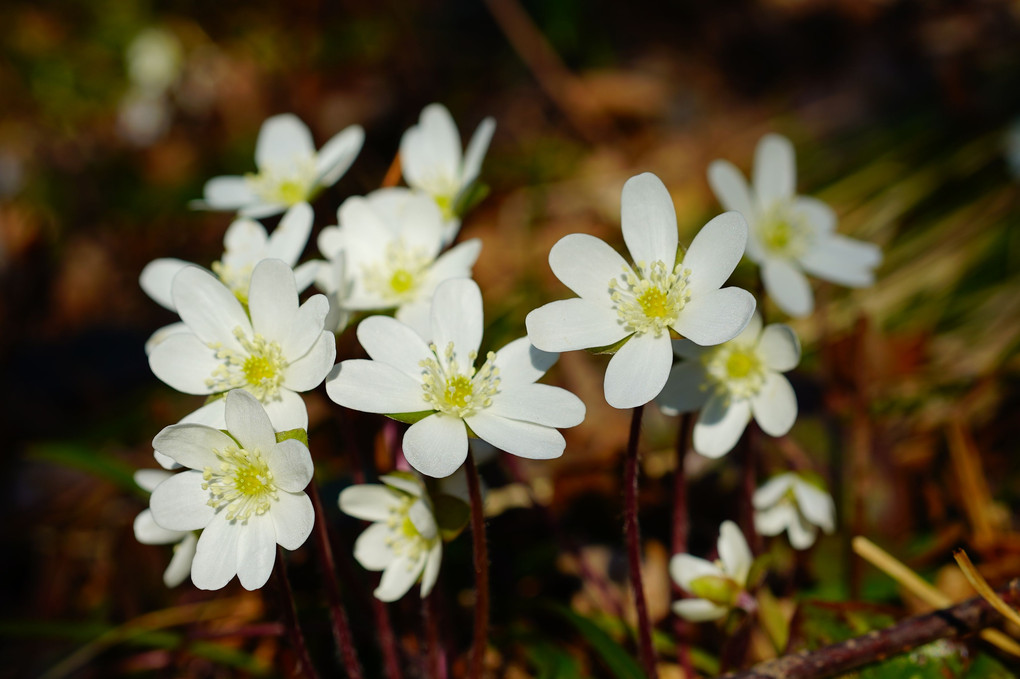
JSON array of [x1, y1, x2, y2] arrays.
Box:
[[274, 547, 320, 679], [671, 412, 694, 677], [465, 451, 490, 678], [423, 590, 446, 679], [624, 405, 658, 679]]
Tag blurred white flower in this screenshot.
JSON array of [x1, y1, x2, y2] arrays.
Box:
[[339, 474, 443, 602], [657, 313, 800, 458], [669, 520, 753, 622], [126, 28, 183, 95], [133, 469, 197, 588], [708, 133, 882, 317], [148, 390, 315, 590], [400, 103, 495, 243], [316, 189, 481, 336], [753, 472, 835, 549], [526, 172, 755, 409], [326, 279, 586, 478], [196, 114, 364, 218], [117, 91, 173, 147], [148, 259, 335, 430]]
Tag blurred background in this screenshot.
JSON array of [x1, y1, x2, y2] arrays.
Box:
[[3, 0, 1020, 676]]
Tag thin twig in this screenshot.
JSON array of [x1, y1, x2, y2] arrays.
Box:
[[274, 547, 321, 679], [624, 405, 658, 679], [721, 579, 1020, 678], [954, 550, 1020, 630], [466, 450, 490, 678]]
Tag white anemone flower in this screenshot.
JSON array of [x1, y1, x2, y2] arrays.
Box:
[[400, 103, 495, 243], [133, 469, 198, 587], [526, 172, 756, 410], [657, 313, 800, 458], [708, 133, 882, 317], [339, 474, 443, 602], [753, 472, 835, 550], [196, 114, 364, 218], [141, 201, 318, 314], [149, 390, 315, 591], [326, 278, 586, 478], [316, 189, 482, 336], [670, 520, 754, 622], [148, 258, 335, 430]]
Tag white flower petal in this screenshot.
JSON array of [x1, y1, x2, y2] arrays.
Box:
[[272, 491, 315, 550], [430, 279, 483, 360], [751, 372, 797, 437], [672, 598, 728, 622], [488, 383, 585, 428], [526, 299, 627, 352], [261, 389, 309, 431], [787, 513, 818, 550], [669, 554, 724, 590], [224, 390, 277, 453], [164, 532, 198, 588], [144, 322, 190, 356], [179, 398, 227, 428], [799, 235, 882, 288], [191, 515, 241, 590], [548, 233, 630, 302], [466, 411, 566, 460], [757, 324, 800, 372], [752, 473, 797, 510], [153, 423, 235, 470], [604, 332, 673, 408], [394, 303, 432, 343], [462, 117, 495, 185], [426, 239, 483, 287], [283, 331, 335, 393], [761, 258, 813, 317], [718, 520, 752, 584], [656, 362, 709, 416], [140, 259, 192, 310], [340, 485, 403, 522], [357, 316, 433, 377], [222, 217, 268, 259], [326, 360, 431, 414], [150, 470, 215, 531], [267, 440, 314, 493], [237, 514, 277, 590], [408, 498, 438, 541], [265, 202, 313, 266], [293, 261, 319, 294], [134, 468, 173, 493], [149, 333, 221, 395], [248, 259, 299, 342], [403, 414, 468, 478], [420, 542, 443, 598], [353, 522, 398, 570], [683, 211, 748, 299], [255, 114, 315, 169], [381, 474, 425, 497], [315, 125, 365, 186], [492, 337, 557, 387], [754, 502, 797, 537], [674, 287, 755, 347], [793, 482, 836, 534], [753, 134, 796, 206], [134, 508, 186, 545], [173, 267, 251, 347], [707, 159, 755, 219], [620, 173, 678, 269], [692, 395, 751, 458], [375, 554, 426, 602], [401, 104, 461, 190], [201, 176, 257, 210], [154, 450, 178, 470], [793, 197, 837, 235], [239, 202, 288, 219]]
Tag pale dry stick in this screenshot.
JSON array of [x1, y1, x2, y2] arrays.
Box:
[[482, 0, 611, 144], [953, 550, 1020, 630], [946, 420, 999, 547], [721, 579, 1020, 679], [852, 536, 1020, 655]]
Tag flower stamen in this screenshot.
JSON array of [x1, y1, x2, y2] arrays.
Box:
[[419, 342, 500, 418], [610, 260, 691, 336], [206, 327, 288, 401], [202, 445, 278, 522]]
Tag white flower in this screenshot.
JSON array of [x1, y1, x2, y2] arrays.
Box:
[[400, 103, 495, 243], [339, 474, 443, 602], [133, 469, 198, 587], [141, 201, 318, 313], [148, 390, 315, 590], [126, 27, 183, 95], [753, 472, 835, 550], [326, 278, 586, 478], [669, 521, 753, 622], [316, 189, 482, 336], [708, 133, 882, 317], [657, 313, 800, 458], [148, 258, 335, 430], [526, 172, 756, 409], [196, 114, 364, 218]]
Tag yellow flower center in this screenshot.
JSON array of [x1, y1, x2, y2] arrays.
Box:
[[202, 445, 278, 522], [211, 261, 254, 306], [758, 202, 812, 259], [434, 193, 456, 221], [703, 344, 766, 401], [245, 155, 318, 206], [610, 259, 691, 336], [362, 240, 431, 304], [384, 495, 438, 567], [206, 327, 288, 402], [420, 342, 500, 418]]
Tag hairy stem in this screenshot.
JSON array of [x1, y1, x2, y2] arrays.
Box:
[[466, 451, 489, 678], [624, 405, 658, 679]]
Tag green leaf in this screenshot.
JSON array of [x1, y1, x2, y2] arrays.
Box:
[[455, 180, 490, 217], [756, 588, 789, 653], [388, 410, 435, 425], [525, 641, 585, 679], [540, 604, 645, 679], [275, 427, 309, 447], [27, 443, 144, 498]]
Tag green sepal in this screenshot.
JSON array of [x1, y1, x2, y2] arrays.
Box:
[[688, 574, 740, 606], [275, 428, 309, 447], [387, 410, 436, 425], [433, 493, 470, 542], [756, 587, 790, 653], [202, 392, 228, 406], [585, 333, 634, 356], [746, 553, 772, 591], [455, 180, 490, 217]]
